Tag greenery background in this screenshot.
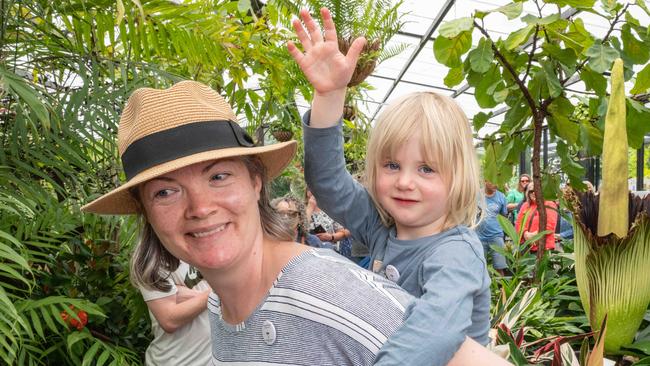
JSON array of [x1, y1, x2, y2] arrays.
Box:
[[0, 0, 649, 364]]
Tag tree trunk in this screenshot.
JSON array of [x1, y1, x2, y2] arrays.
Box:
[[532, 111, 548, 282]]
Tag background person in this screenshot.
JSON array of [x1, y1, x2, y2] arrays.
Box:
[[271, 195, 335, 249], [506, 174, 530, 222], [515, 182, 558, 252], [137, 260, 212, 365], [476, 181, 508, 276]]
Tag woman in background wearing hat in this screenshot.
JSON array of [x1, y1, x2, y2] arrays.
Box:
[[83, 80, 509, 365]]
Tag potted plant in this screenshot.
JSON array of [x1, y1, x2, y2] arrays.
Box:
[[269, 105, 300, 142], [278, 0, 406, 87]]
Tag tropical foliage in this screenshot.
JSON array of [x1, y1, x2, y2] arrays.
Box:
[[434, 0, 650, 273], [0, 0, 314, 363]]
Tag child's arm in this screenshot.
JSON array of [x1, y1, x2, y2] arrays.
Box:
[[374, 242, 489, 366], [449, 337, 513, 366], [287, 8, 365, 127], [288, 8, 386, 253]]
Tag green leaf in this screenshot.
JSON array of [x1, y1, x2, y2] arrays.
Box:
[[438, 17, 473, 38], [474, 66, 500, 108], [542, 43, 578, 69], [472, 111, 491, 130], [585, 43, 619, 73], [627, 99, 650, 149], [505, 24, 534, 50], [0, 66, 50, 129], [542, 61, 563, 98], [237, 0, 252, 14], [580, 67, 607, 94], [522, 13, 560, 25], [631, 63, 650, 94], [580, 120, 604, 156], [494, 2, 523, 19], [556, 141, 586, 183], [433, 31, 472, 68], [622, 340, 650, 354], [548, 97, 579, 144], [544, 0, 596, 8], [468, 38, 494, 73], [621, 24, 650, 64], [443, 66, 464, 87]]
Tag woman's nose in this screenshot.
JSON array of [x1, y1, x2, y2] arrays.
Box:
[[184, 187, 217, 219]]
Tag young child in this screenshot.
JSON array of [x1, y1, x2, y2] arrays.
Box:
[[288, 8, 491, 366]]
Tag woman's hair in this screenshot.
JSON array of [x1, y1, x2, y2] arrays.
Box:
[[130, 155, 294, 291], [365, 91, 482, 230], [525, 182, 536, 204]]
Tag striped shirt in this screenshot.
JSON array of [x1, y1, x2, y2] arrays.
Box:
[[208, 249, 412, 365]]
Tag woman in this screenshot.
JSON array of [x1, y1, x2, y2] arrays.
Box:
[[271, 195, 334, 249], [515, 182, 558, 251], [82, 80, 509, 365]]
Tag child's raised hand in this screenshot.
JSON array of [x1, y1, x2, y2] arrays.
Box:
[[288, 8, 366, 96]]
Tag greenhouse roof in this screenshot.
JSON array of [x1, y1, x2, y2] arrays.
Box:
[[290, 0, 649, 143]]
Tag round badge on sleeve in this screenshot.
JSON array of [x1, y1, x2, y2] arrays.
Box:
[[385, 265, 400, 282], [262, 320, 276, 345]]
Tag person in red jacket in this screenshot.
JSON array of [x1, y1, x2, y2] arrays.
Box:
[[515, 182, 558, 251]]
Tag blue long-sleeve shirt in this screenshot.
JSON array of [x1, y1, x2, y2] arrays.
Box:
[[303, 117, 490, 366]]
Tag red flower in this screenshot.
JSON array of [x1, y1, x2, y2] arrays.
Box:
[[60, 305, 88, 331]]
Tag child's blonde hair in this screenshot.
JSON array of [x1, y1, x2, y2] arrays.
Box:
[[365, 91, 481, 230]]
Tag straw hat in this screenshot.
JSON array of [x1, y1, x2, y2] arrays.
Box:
[[82, 80, 297, 215]]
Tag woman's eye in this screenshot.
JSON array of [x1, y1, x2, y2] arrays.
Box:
[[211, 173, 230, 182], [154, 189, 174, 199]]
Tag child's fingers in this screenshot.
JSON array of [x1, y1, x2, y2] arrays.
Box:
[[320, 8, 337, 42], [292, 18, 312, 51], [300, 8, 323, 44], [345, 37, 367, 65], [287, 41, 304, 63]]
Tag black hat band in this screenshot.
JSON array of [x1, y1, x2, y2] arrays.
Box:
[[121, 120, 255, 180]]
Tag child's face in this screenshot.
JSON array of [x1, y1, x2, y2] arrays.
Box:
[[375, 136, 449, 240]]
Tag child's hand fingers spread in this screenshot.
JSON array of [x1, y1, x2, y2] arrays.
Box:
[[300, 8, 323, 44], [287, 41, 304, 63], [292, 18, 312, 52], [345, 37, 367, 64], [320, 8, 337, 42]]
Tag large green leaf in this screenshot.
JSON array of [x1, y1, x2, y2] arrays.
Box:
[[627, 99, 650, 149], [504, 24, 534, 50], [580, 67, 607, 95], [522, 13, 560, 25], [494, 2, 523, 20], [621, 24, 650, 64], [438, 17, 473, 38], [443, 66, 464, 87], [542, 43, 578, 69], [585, 43, 620, 73], [544, 0, 596, 8], [542, 61, 563, 98], [468, 38, 494, 73], [631, 63, 650, 94], [474, 66, 501, 108], [579, 119, 604, 156], [433, 31, 472, 68]]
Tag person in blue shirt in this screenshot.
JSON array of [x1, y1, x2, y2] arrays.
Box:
[[288, 8, 494, 366], [476, 181, 508, 275]]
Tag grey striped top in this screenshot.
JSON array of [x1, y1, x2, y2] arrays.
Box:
[[208, 248, 412, 365]]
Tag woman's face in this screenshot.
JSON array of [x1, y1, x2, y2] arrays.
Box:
[[139, 158, 263, 272], [275, 200, 300, 230]]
